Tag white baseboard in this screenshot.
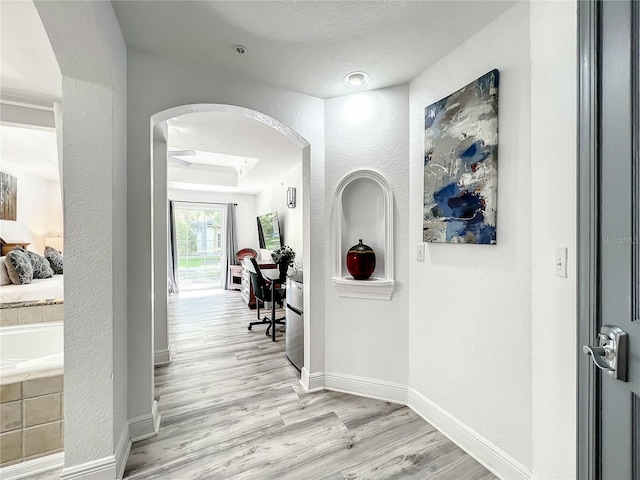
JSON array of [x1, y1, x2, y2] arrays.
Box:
[[115, 423, 132, 479], [408, 388, 532, 480], [154, 346, 172, 366], [129, 400, 161, 442], [60, 455, 116, 480], [324, 372, 408, 404], [4, 427, 131, 480], [0, 452, 64, 480], [300, 367, 325, 392]]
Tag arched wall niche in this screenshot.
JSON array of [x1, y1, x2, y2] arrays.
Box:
[[331, 169, 394, 300]]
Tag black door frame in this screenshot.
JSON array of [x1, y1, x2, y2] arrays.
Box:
[[577, 1, 640, 478]]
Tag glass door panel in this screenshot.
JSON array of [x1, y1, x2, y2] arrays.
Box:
[[175, 206, 224, 290]]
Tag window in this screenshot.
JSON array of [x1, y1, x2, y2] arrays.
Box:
[[174, 206, 224, 290]]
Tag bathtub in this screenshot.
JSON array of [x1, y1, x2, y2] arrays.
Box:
[[0, 322, 63, 377]]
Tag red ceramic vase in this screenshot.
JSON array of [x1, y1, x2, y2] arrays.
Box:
[[346, 239, 376, 280]]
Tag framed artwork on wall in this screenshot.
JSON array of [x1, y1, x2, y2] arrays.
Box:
[[0, 172, 17, 221], [423, 69, 499, 244]]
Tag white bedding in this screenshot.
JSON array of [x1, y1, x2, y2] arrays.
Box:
[[0, 275, 64, 304]]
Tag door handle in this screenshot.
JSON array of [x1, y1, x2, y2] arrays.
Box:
[[582, 325, 628, 382]]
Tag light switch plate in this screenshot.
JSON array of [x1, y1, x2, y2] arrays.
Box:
[[555, 247, 567, 277], [417, 243, 425, 262]]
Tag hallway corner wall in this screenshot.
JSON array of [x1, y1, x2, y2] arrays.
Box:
[[34, 0, 129, 476], [323, 84, 411, 393], [408, 2, 533, 476], [530, 2, 578, 479]]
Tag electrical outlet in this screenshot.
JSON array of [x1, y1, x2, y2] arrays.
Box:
[[417, 243, 425, 262], [556, 247, 567, 277]]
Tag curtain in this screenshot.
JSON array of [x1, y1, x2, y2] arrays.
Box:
[[168, 200, 179, 294], [222, 203, 238, 289]]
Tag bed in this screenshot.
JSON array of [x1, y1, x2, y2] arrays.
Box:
[[0, 275, 64, 304], [0, 254, 64, 326]]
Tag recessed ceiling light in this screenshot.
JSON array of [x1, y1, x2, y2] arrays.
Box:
[[343, 71, 369, 88], [234, 45, 247, 55]]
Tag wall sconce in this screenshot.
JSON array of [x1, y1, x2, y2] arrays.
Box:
[[287, 187, 296, 208]]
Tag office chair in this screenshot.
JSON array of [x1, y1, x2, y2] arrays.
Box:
[[246, 257, 285, 341]]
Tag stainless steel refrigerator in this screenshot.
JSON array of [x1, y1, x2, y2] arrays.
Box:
[[285, 274, 303, 371]]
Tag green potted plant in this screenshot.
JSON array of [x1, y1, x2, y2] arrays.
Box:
[[271, 245, 296, 280]]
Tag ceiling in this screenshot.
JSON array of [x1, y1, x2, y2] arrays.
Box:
[[116, 1, 515, 193], [1, 125, 59, 181], [0, 2, 60, 184], [167, 112, 302, 194], [112, 1, 516, 99], [1, 1, 516, 194], [0, 1, 62, 107]]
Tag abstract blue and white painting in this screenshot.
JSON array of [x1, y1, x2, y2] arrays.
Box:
[[423, 69, 499, 244]]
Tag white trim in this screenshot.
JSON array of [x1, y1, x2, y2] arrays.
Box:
[[0, 97, 55, 111], [408, 388, 532, 480], [151, 104, 310, 150], [115, 423, 132, 479], [324, 372, 408, 404], [331, 169, 394, 300], [331, 277, 395, 300], [300, 367, 325, 392], [128, 400, 161, 442], [300, 366, 310, 391], [0, 452, 64, 480], [60, 456, 116, 480], [154, 346, 172, 366]]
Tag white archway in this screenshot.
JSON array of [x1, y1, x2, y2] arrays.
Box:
[[148, 102, 313, 402]]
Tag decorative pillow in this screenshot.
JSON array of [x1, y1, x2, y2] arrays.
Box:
[[0, 257, 10, 286], [44, 246, 63, 275], [5, 249, 33, 285], [20, 248, 53, 279]]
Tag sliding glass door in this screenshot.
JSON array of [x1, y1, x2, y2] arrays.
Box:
[[174, 205, 224, 290]]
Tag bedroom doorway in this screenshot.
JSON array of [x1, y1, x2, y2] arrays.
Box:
[[174, 204, 225, 290]]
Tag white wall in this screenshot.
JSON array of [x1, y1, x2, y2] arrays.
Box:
[[408, 1, 533, 473], [168, 188, 259, 252], [35, 0, 129, 475], [152, 133, 169, 365], [323, 85, 410, 390], [255, 162, 303, 260], [530, 2, 577, 479], [0, 165, 62, 254], [126, 48, 326, 424]]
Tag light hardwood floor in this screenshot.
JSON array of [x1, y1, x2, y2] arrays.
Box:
[[122, 289, 497, 480]]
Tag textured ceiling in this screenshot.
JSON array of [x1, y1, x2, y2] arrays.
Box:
[[112, 1, 516, 99], [1, 125, 59, 181], [167, 112, 302, 194], [0, 1, 61, 106], [1, 1, 516, 194]]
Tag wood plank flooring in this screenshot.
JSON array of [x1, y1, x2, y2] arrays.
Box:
[[123, 289, 497, 480]]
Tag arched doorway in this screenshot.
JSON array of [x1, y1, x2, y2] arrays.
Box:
[[149, 103, 313, 403]]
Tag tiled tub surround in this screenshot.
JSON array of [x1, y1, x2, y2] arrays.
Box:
[[0, 369, 64, 467], [0, 300, 63, 327]]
